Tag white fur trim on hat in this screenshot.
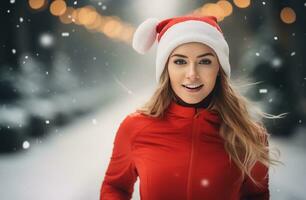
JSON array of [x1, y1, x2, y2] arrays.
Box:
[[132, 18, 160, 54]]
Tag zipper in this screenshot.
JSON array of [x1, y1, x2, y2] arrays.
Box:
[[186, 108, 199, 200]]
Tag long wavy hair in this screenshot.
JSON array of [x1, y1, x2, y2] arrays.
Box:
[[136, 61, 284, 186]]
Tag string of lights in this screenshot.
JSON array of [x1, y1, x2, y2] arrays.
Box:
[[27, 0, 297, 45]]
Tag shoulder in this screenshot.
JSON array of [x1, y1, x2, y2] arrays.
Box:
[[118, 111, 158, 135]]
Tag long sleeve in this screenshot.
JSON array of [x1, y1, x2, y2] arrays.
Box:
[[100, 116, 138, 200], [240, 161, 270, 200], [240, 131, 270, 200]]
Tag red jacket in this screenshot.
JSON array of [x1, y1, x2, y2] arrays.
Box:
[[100, 100, 269, 200]]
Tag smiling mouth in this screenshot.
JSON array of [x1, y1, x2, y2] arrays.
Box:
[[182, 84, 204, 89]]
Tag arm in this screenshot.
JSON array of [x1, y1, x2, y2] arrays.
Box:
[[100, 116, 138, 200], [241, 130, 270, 200], [240, 161, 270, 200]]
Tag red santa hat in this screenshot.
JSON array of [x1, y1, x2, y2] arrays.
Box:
[[132, 15, 231, 83]]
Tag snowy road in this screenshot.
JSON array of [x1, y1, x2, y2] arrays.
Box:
[[0, 89, 305, 200]]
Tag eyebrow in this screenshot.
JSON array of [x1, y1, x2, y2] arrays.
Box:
[[170, 53, 215, 58]]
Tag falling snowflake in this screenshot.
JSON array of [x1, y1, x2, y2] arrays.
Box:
[[23, 141, 30, 149], [39, 33, 55, 48], [262, 1, 266, 5], [102, 5, 107, 10], [273, 36, 278, 40], [10, 0, 15, 3], [259, 89, 268, 94], [19, 17, 24, 23], [255, 52, 260, 56], [271, 57, 282, 68], [12, 49, 16, 54], [290, 51, 296, 56], [45, 120, 50, 124], [201, 178, 210, 187], [61, 32, 70, 37]]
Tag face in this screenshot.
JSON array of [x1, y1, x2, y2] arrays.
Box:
[[167, 42, 220, 104]]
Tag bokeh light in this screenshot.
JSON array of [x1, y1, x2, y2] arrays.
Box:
[[50, 0, 67, 16], [217, 0, 233, 17], [28, 0, 46, 10], [233, 0, 251, 8], [280, 7, 296, 24]]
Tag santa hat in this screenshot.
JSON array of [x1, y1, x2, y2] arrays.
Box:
[[132, 15, 231, 83]]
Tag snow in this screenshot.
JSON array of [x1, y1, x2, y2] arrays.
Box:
[[0, 90, 306, 199], [271, 57, 282, 68], [12, 49, 16, 54], [255, 52, 260, 56], [39, 33, 55, 48], [290, 51, 296, 56], [61, 32, 70, 37], [259, 88, 268, 93], [22, 141, 30, 149]]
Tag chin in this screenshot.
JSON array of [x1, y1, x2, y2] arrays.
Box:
[[182, 97, 203, 104]]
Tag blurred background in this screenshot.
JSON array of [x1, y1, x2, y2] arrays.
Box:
[[0, 0, 305, 199]]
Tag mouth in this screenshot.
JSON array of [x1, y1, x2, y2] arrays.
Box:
[[181, 84, 204, 92]]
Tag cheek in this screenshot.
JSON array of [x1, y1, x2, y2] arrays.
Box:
[[168, 67, 183, 83], [204, 78, 217, 91]]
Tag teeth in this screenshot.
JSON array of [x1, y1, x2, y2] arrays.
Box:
[[184, 84, 202, 89]]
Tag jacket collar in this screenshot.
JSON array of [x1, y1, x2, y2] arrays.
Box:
[[166, 99, 221, 122]]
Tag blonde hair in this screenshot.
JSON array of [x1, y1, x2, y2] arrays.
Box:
[[136, 62, 285, 186]]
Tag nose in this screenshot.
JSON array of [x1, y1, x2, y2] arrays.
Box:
[[185, 63, 200, 80]]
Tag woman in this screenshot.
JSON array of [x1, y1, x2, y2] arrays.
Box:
[[100, 16, 282, 200]]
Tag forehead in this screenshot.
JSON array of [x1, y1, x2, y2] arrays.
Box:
[[171, 42, 214, 55]]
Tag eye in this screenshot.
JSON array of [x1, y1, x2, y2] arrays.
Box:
[[173, 59, 187, 65], [199, 59, 212, 65]]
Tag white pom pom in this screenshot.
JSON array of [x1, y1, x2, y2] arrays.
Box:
[[132, 18, 159, 54]]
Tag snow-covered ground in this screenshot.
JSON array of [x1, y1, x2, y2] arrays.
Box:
[[0, 88, 305, 200]]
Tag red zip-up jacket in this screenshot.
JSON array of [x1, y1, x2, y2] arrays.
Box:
[[100, 100, 269, 200]]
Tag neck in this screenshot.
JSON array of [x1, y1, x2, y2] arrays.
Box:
[[172, 90, 213, 109]]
